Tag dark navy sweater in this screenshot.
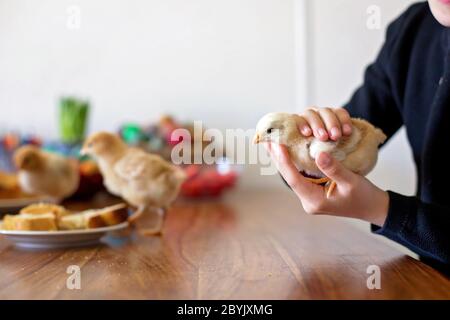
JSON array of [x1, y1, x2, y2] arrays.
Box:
[[344, 2, 450, 270]]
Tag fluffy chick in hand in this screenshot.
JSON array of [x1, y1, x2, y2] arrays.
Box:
[[254, 113, 386, 197], [81, 132, 186, 236], [14, 145, 80, 200]]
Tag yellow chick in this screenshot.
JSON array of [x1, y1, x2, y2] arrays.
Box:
[[81, 132, 186, 236], [14, 146, 80, 200], [254, 113, 387, 197]]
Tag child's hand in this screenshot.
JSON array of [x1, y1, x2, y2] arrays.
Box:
[[267, 143, 389, 227], [297, 107, 352, 141]]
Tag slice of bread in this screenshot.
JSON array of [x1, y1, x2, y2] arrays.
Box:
[[58, 203, 128, 230], [20, 203, 70, 219], [56, 212, 87, 230], [0, 171, 18, 190], [95, 204, 129, 226], [0, 171, 27, 199], [2, 213, 58, 231]]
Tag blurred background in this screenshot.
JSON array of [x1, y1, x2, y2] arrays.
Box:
[[0, 0, 416, 194]]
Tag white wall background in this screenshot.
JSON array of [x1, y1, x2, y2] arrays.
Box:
[[0, 0, 418, 194], [0, 0, 296, 135]]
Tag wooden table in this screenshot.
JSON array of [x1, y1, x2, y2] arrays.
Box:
[[0, 190, 449, 300]]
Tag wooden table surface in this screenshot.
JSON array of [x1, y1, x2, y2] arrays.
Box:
[[0, 190, 449, 300]]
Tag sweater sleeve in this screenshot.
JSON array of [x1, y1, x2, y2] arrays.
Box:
[[372, 191, 450, 266], [344, 4, 450, 268]]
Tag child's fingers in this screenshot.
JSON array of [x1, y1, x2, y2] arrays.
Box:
[[296, 116, 312, 136], [315, 152, 356, 188], [317, 108, 342, 141], [334, 108, 352, 135], [303, 109, 329, 141]]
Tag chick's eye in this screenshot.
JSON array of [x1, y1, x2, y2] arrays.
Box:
[[267, 128, 274, 134]]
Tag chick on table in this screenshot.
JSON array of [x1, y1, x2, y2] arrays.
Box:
[[81, 132, 186, 236], [14, 145, 79, 200]]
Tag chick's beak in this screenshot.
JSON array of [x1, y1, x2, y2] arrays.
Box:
[[253, 133, 261, 144]]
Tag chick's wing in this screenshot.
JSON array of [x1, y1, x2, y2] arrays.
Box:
[[113, 148, 170, 182]]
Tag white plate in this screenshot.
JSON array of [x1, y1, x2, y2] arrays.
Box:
[[0, 221, 129, 250], [0, 197, 56, 216]]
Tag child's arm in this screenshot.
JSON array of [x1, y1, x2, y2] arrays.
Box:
[[278, 3, 450, 268], [342, 6, 450, 267], [373, 191, 450, 267]]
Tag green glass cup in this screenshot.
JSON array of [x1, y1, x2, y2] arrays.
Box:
[[59, 97, 90, 145]]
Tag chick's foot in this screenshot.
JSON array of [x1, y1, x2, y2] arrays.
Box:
[[140, 227, 163, 237], [325, 181, 337, 198], [303, 175, 336, 198], [304, 176, 330, 185], [139, 208, 166, 237]]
